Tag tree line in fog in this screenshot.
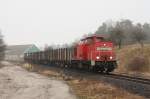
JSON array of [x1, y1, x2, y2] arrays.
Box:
[[95, 19, 150, 48], [45, 19, 150, 50], [0, 31, 6, 62]]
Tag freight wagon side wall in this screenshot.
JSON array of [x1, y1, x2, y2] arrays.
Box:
[[24, 47, 75, 66]]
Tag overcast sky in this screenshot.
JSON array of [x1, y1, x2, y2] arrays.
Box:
[[0, 0, 149, 47]]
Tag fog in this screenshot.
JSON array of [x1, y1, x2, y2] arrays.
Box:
[[0, 0, 149, 47]]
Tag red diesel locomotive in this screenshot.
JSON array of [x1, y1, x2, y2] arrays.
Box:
[[24, 35, 117, 73]]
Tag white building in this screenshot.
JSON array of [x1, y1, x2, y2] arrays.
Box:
[[5, 44, 40, 62]]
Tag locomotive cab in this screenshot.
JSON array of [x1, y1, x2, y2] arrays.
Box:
[[74, 35, 117, 73]]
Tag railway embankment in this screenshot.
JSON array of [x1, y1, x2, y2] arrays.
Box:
[[22, 63, 146, 99]]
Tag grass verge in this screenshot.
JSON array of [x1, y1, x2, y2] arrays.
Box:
[[22, 63, 144, 99]]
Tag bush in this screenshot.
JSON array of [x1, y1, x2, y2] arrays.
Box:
[[127, 56, 149, 72], [0, 33, 6, 61]]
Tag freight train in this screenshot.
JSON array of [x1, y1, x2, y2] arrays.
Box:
[[24, 35, 117, 73]]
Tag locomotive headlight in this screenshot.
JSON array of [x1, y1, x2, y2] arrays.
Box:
[[96, 56, 100, 59], [110, 56, 113, 59]]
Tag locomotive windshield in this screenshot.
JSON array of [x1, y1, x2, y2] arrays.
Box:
[[96, 37, 104, 42], [86, 38, 93, 44], [81, 37, 93, 44]]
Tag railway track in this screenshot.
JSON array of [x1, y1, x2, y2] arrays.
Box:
[[22, 62, 150, 86], [60, 66, 150, 85], [35, 64, 150, 85], [103, 73, 150, 85]]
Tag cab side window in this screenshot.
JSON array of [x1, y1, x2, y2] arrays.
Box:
[[86, 38, 93, 44]]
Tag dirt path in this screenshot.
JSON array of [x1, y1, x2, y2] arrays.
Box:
[[0, 61, 76, 99]]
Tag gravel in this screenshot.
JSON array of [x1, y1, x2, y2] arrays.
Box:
[[0, 61, 76, 99]]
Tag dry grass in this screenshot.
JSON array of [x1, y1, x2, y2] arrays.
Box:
[[23, 63, 34, 71], [116, 44, 150, 73], [23, 63, 145, 99], [68, 79, 144, 99], [0, 63, 4, 68], [127, 56, 149, 72]]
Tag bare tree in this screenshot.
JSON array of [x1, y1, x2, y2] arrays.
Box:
[[143, 23, 150, 39], [95, 22, 107, 34], [95, 21, 115, 38], [132, 24, 147, 47], [0, 32, 6, 61], [94, 19, 150, 47], [109, 22, 125, 49]]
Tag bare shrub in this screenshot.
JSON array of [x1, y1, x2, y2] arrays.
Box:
[[131, 24, 147, 48], [127, 56, 149, 72], [0, 33, 5, 62], [110, 22, 125, 49]]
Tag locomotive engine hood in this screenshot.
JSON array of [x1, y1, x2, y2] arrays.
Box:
[[94, 42, 116, 61]]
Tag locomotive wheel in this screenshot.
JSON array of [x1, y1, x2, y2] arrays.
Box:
[[104, 67, 108, 73], [92, 66, 97, 72], [99, 69, 104, 73], [105, 69, 110, 74], [106, 67, 114, 73], [93, 66, 102, 73], [98, 66, 105, 73]]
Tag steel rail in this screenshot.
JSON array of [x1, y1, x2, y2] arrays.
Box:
[[103, 73, 150, 85]]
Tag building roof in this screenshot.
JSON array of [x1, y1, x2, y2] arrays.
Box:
[[24, 45, 40, 53], [5, 44, 40, 56]]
